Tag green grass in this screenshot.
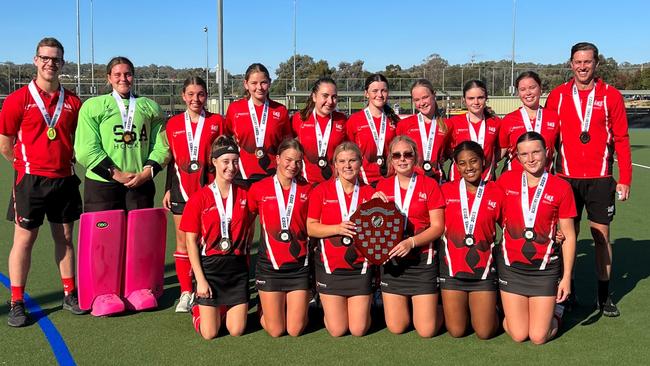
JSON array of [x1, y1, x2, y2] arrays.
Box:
[[1, 131, 649, 365]]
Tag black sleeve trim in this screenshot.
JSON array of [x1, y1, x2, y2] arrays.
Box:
[[91, 157, 117, 181], [145, 160, 163, 177]]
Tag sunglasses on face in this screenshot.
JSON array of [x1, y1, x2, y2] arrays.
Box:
[[391, 151, 415, 160]]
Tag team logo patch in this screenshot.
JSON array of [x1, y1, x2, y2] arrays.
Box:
[[96, 221, 109, 229], [487, 200, 497, 209]]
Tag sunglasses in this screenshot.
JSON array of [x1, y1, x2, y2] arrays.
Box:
[[391, 151, 415, 160]]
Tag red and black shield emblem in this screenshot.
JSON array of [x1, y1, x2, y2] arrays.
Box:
[[349, 198, 404, 266]]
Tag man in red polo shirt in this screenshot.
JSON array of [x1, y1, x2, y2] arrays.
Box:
[[546, 42, 632, 317], [0, 38, 86, 327]]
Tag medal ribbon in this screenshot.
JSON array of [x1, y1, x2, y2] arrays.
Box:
[[521, 172, 548, 229], [466, 113, 486, 147], [210, 182, 233, 240], [111, 90, 137, 134], [28, 81, 65, 129], [313, 110, 333, 158], [248, 98, 269, 149], [459, 179, 486, 236], [184, 110, 206, 162], [273, 175, 297, 231], [394, 173, 418, 230], [364, 107, 387, 157], [572, 83, 596, 134], [417, 113, 437, 162], [519, 107, 543, 133], [335, 178, 360, 222]]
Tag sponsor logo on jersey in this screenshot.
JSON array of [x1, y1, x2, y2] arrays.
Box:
[[446, 198, 460, 204], [547, 121, 556, 128], [240, 199, 247, 206], [25, 103, 38, 111], [335, 123, 344, 131], [262, 195, 276, 202], [512, 125, 525, 131], [487, 200, 497, 209], [63, 103, 74, 111], [173, 130, 185, 137], [418, 192, 427, 200], [325, 199, 339, 204], [505, 189, 519, 196], [300, 193, 308, 200], [235, 112, 249, 118], [594, 100, 604, 108], [488, 126, 496, 133], [211, 125, 219, 132], [543, 194, 555, 203], [273, 111, 281, 119]]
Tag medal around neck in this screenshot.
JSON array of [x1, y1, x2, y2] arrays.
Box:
[[318, 157, 328, 168], [523, 228, 537, 242], [423, 161, 433, 173], [579, 131, 590, 144], [464, 234, 475, 247], [219, 237, 233, 252], [122, 131, 136, 145], [255, 147, 265, 159], [279, 229, 292, 243], [47, 127, 57, 140], [188, 160, 200, 173]]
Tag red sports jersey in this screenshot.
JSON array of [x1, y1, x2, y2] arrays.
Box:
[[166, 111, 223, 202], [499, 107, 559, 173], [446, 113, 501, 181], [440, 180, 504, 279], [545, 79, 632, 186], [224, 98, 291, 180], [0, 83, 81, 181], [375, 174, 445, 261], [395, 114, 449, 182], [292, 111, 347, 184], [248, 176, 312, 270], [346, 110, 397, 184], [307, 178, 375, 273], [179, 183, 253, 256], [496, 171, 576, 271]]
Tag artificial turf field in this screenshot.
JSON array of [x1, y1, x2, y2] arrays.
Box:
[[0, 130, 649, 366]]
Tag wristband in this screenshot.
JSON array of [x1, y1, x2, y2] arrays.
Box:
[[143, 165, 154, 179]]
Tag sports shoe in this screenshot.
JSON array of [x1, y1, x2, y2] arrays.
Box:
[[600, 296, 620, 317], [176, 292, 194, 313], [7, 300, 29, 327], [63, 293, 89, 315]]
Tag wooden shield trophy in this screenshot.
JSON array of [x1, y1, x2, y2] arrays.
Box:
[[344, 198, 404, 266]]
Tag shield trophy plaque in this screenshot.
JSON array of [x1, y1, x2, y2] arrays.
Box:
[[347, 198, 404, 266]]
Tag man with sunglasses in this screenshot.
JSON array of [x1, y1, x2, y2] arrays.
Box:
[[0, 37, 86, 327]]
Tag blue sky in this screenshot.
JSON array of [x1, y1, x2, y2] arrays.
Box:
[[1, 0, 648, 77]]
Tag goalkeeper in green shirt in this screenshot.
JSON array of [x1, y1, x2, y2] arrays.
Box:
[[75, 56, 169, 212]]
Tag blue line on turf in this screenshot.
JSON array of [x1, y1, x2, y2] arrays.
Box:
[[1, 272, 76, 366]]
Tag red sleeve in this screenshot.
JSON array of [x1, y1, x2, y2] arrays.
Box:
[[247, 182, 260, 214], [558, 180, 577, 219], [179, 192, 204, 234], [545, 87, 561, 114], [608, 88, 632, 186], [0, 92, 22, 136], [426, 180, 445, 210], [307, 184, 324, 220]]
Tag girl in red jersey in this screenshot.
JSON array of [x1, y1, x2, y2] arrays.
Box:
[[346, 74, 399, 186], [224, 63, 291, 186], [496, 132, 576, 344], [446, 80, 500, 181], [292, 77, 347, 184], [249, 138, 312, 337], [180, 136, 254, 339], [439, 141, 503, 339], [374, 136, 445, 338], [499, 71, 559, 173], [306, 141, 376, 337], [163, 76, 224, 313], [396, 79, 449, 183]]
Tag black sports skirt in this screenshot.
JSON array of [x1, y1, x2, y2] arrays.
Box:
[[380, 254, 439, 296], [194, 255, 249, 306]]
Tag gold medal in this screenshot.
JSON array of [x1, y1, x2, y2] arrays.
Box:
[[47, 127, 57, 140]]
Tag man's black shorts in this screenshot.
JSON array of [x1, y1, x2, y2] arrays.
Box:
[[563, 176, 616, 225], [6, 173, 82, 230]]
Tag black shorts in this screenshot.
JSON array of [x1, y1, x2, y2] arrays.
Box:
[[314, 260, 374, 296], [83, 178, 155, 213], [496, 255, 560, 297], [563, 176, 616, 225], [194, 255, 249, 307], [255, 261, 310, 292], [169, 201, 186, 215], [7, 173, 82, 229], [380, 254, 439, 296], [439, 277, 497, 292]]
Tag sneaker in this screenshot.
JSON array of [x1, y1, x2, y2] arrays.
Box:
[[7, 300, 29, 327], [600, 296, 620, 317], [63, 293, 89, 315], [175, 292, 194, 313]]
